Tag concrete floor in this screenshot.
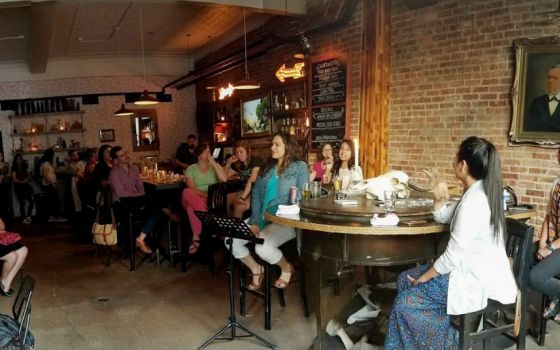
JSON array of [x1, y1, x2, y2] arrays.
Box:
[[3, 222, 560, 350]]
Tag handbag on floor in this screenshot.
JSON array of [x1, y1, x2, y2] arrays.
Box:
[[92, 195, 117, 246]]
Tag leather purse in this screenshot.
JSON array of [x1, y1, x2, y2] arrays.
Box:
[[92, 194, 118, 246]]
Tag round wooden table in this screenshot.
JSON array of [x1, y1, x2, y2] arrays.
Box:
[[264, 195, 537, 349]]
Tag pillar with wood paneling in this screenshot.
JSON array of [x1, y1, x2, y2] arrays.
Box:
[[359, 0, 390, 178]]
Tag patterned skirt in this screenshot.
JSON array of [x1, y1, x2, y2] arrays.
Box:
[[384, 264, 458, 350]]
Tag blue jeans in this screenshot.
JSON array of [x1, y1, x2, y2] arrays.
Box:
[[529, 249, 560, 298], [116, 196, 159, 238]]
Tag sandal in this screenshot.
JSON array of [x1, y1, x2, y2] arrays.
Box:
[[274, 263, 294, 289], [247, 265, 264, 291], [543, 298, 560, 318], [188, 240, 200, 255], [135, 239, 152, 254]]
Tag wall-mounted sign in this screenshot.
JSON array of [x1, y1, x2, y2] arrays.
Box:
[[310, 55, 348, 149], [311, 58, 346, 106], [275, 62, 305, 82], [311, 105, 346, 148]]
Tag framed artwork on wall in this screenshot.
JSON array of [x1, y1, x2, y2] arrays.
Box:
[[99, 129, 115, 142], [510, 37, 560, 146], [240, 95, 271, 138]]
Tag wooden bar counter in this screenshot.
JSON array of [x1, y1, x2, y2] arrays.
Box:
[[264, 194, 536, 349]]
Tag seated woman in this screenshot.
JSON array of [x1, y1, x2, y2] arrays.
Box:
[[310, 142, 334, 183], [224, 140, 262, 218], [108, 146, 158, 254], [331, 139, 363, 190], [529, 148, 560, 322], [181, 143, 227, 254], [384, 136, 517, 350], [228, 132, 308, 290], [0, 218, 28, 296]]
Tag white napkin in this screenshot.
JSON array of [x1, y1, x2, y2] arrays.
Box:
[[334, 199, 358, 205], [370, 213, 399, 226], [277, 204, 300, 215]]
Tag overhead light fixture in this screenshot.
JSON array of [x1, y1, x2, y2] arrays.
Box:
[[135, 7, 159, 105], [234, 8, 260, 90], [218, 83, 235, 100], [114, 104, 134, 116]]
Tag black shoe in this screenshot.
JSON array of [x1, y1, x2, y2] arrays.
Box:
[[0, 286, 14, 297]]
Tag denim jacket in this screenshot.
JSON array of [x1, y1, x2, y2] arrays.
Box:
[[249, 160, 309, 226]]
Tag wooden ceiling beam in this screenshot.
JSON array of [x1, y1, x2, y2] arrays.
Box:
[[27, 1, 56, 74], [183, 0, 306, 15]]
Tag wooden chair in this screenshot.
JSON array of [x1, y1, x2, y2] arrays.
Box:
[[536, 274, 560, 346], [239, 239, 309, 330], [451, 218, 533, 350]]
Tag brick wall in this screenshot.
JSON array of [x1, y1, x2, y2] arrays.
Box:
[[195, 1, 364, 156], [390, 0, 560, 222]]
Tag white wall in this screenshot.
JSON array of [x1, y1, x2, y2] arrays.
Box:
[[0, 72, 196, 166]]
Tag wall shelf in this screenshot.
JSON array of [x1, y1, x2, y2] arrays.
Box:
[[14, 147, 89, 155], [9, 110, 85, 120], [11, 129, 86, 137]]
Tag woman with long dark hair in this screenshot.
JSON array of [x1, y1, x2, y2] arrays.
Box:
[[310, 142, 334, 182], [11, 154, 34, 224], [228, 132, 308, 290], [331, 139, 363, 190], [385, 136, 517, 349], [224, 140, 262, 218]]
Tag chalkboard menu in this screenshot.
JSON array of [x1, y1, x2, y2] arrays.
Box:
[[311, 58, 346, 106], [311, 106, 346, 148], [310, 57, 348, 148]]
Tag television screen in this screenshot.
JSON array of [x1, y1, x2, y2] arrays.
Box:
[[241, 96, 271, 137]]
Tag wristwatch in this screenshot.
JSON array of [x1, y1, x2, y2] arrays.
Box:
[[547, 243, 556, 253]]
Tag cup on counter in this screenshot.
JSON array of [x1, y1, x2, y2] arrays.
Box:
[[333, 178, 342, 193], [383, 190, 397, 213], [311, 181, 322, 198], [302, 183, 312, 200]]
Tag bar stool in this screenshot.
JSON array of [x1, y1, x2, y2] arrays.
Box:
[[239, 239, 309, 330]]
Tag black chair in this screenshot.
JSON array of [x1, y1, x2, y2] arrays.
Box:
[[189, 182, 242, 276], [451, 218, 533, 350], [239, 239, 309, 330], [0, 275, 35, 350], [536, 274, 560, 346]]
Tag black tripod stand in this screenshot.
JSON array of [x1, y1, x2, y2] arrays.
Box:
[[195, 211, 277, 350]]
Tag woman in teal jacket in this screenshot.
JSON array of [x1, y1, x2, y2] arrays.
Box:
[[229, 132, 308, 290]]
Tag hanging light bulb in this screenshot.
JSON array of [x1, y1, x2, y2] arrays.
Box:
[[233, 7, 260, 90], [135, 7, 159, 105], [114, 104, 134, 116]]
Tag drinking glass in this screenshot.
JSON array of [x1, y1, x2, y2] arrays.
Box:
[[302, 183, 312, 200], [311, 181, 322, 198], [383, 190, 397, 213]]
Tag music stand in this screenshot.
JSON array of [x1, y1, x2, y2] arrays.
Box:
[[194, 211, 277, 350]]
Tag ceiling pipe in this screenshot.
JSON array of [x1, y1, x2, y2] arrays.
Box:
[[165, 0, 359, 90]]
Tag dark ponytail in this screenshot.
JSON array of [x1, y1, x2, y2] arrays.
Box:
[[457, 136, 505, 239]]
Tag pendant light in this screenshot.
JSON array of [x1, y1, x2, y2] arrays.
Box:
[[233, 7, 260, 90], [114, 104, 134, 116], [135, 7, 159, 105]]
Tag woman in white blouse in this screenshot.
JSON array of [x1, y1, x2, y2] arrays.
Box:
[[385, 136, 517, 350], [331, 139, 363, 190]]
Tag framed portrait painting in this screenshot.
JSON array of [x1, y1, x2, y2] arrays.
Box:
[[510, 37, 560, 146], [240, 95, 271, 138]]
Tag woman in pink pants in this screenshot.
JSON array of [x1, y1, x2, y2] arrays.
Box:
[[182, 143, 227, 254]]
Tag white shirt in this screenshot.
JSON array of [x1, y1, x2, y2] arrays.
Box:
[[433, 180, 517, 315], [337, 165, 363, 190], [549, 92, 560, 115]]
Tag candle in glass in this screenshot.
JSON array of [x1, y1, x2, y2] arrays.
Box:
[[354, 137, 359, 168]]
